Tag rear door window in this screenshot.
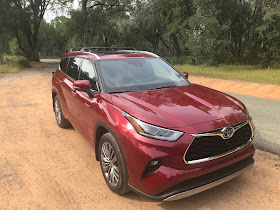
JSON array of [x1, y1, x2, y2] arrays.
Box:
[[60, 58, 68, 73], [66, 57, 82, 80], [79, 59, 97, 89]]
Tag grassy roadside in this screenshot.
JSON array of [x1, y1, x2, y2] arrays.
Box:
[[0, 55, 30, 73], [175, 64, 280, 85]]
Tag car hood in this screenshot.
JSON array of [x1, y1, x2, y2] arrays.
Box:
[[111, 84, 247, 128]]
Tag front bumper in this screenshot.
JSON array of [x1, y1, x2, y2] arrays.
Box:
[[129, 156, 254, 201], [118, 115, 255, 198]]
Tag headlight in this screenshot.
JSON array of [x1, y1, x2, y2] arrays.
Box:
[[123, 111, 184, 141]]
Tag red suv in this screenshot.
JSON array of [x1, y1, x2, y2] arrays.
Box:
[[52, 47, 255, 201]]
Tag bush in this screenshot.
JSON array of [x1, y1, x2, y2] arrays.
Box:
[[0, 55, 30, 73], [4, 55, 30, 67]]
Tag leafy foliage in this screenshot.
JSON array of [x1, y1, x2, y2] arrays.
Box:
[[1, 0, 280, 67]]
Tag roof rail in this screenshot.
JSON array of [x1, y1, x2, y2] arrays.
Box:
[[69, 47, 101, 60], [80, 47, 136, 52], [118, 50, 159, 58], [68, 47, 159, 59]]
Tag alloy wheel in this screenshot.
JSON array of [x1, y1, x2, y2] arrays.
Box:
[[101, 142, 120, 187], [54, 99, 62, 125]]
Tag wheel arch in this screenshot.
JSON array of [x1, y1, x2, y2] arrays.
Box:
[[95, 122, 117, 160], [94, 122, 129, 180], [94, 122, 125, 163]]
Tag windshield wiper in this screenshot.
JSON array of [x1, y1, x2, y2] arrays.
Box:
[[148, 85, 177, 91], [108, 90, 133, 94]]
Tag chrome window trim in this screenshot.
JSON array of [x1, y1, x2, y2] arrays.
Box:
[[183, 120, 254, 165]]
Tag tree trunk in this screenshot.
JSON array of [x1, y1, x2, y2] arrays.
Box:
[[0, 34, 3, 65], [172, 34, 181, 57], [31, 24, 40, 61], [31, 45, 40, 61], [82, 0, 90, 47]]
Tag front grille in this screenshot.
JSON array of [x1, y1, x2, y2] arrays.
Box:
[[185, 123, 252, 162]]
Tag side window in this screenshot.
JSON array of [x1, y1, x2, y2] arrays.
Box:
[[79, 59, 97, 89], [66, 57, 82, 80], [60, 58, 68, 73]]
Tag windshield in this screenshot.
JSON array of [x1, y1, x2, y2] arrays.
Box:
[[98, 58, 189, 93]]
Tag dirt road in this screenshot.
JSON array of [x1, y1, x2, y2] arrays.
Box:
[[0, 60, 279, 209], [190, 75, 280, 101]]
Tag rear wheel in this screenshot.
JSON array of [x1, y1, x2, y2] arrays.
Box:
[[99, 133, 129, 194], [54, 95, 71, 128]]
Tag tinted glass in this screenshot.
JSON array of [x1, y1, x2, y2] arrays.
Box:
[[79, 59, 97, 89], [99, 58, 189, 93], [60, 58, 68, 73], [66, 57, 82, 80]]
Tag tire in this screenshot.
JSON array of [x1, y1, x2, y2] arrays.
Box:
[[99, 133, 130, 194], [53, 95, 71, 128]]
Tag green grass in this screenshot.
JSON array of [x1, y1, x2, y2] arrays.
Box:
[[0, 55, 30, 73], [175, 64, 280, 85]]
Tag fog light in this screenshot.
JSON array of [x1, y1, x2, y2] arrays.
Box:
[[150, 160, 159, 166], [142, 159, 162, 178]]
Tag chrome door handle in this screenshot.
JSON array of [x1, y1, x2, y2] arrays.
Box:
[[85, 103, 90, 107]]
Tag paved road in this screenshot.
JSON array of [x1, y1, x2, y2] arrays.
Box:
[[228, 93, 280, 155], [0, 59, 279, 209]]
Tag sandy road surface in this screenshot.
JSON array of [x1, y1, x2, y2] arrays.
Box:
[[0, 61, 279, 209]]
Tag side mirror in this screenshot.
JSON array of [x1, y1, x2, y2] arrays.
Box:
[[73, 80, 95, 98], [181, 72, 188, 79]]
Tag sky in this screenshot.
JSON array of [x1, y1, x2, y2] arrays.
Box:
[[44, 0, 79, 22]]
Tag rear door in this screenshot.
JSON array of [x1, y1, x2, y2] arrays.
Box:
[[55, 58, 70, 115], [60, 57, 83, 125]]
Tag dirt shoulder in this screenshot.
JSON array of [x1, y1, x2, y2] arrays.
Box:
[[190, 75, 280, 101], [0, 60, 279, 209]]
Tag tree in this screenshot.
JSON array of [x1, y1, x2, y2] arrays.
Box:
[[257, 8, 280, 67], [0, 0, 8, 64], [80, 0, 131, 47], [8, 0, 51, 61], [187, 14, 230, 65]]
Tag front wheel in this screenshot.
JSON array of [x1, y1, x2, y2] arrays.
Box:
[[99, 133, 129, 194]]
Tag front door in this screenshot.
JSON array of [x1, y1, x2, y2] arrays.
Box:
[[70, 58, 98, 141]]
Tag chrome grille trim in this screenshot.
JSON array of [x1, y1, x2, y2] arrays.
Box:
[[191, 120, 250, 139], [183, 121, 254, 165]]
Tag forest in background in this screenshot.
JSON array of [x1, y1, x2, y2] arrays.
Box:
[[1, 0, 280, 67]]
